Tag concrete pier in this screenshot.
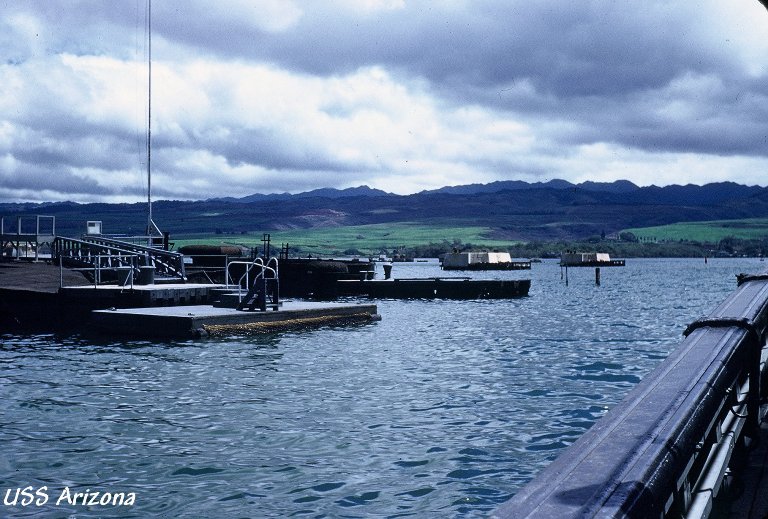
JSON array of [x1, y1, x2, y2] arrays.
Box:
[[1, 261, 379, 336], [91, 301, 380, 338]]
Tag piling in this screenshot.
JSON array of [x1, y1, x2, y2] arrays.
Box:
[[595, 267, 601, 286]]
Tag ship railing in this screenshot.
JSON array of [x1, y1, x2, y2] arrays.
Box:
[[492, 268, 768, 519]]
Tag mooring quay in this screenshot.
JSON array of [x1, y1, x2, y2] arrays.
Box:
[[492, 268, 768, 519], [0, 270, 380, 338], [0, 261, 379, 338], [91, 301, 379, 338]]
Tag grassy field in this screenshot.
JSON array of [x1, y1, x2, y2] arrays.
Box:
[[174, 222, 518, 256], [624, 218, 768, 243]]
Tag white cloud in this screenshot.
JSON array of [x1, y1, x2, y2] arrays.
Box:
[[334, 0, 406, 14], [2, 12, 45, 59], [0, 1, 767, 203]]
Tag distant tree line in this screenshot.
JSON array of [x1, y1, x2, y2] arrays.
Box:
[[384, 236, 767, 260], [289, 235, 767, 259]]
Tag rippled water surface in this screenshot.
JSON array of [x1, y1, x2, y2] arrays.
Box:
[[1, 258, 764, 517]]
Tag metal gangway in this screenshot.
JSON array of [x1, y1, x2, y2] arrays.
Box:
[[492, 268, 768, 519], [54, 235, 186, 284]]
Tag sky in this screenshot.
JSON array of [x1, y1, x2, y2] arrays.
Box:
[[1, 1, 768, 203]]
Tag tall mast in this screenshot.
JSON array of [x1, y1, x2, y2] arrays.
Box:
[[146, 0, 153, 237], [146, 0, 162, 240]]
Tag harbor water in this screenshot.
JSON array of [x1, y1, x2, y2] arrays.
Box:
[[0, 258, 763, 517]]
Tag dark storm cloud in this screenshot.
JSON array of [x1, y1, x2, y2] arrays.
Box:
[[172, 2, 714, 100], [151, 1, 768, 158], [207, 127, 366, 172], [1, 162, 115, 197], [1, 1, 767, 203]]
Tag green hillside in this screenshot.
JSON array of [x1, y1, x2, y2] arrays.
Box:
[[175, 222, 518, 256], [624, 218, 768, 243]]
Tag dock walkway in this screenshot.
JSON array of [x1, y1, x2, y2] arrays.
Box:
[[1, 261, 379, 336], [0, 261, 87, 293], [91, 302, 380, 338]]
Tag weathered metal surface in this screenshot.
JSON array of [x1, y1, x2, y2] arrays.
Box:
[[492, 268, 768, 518]]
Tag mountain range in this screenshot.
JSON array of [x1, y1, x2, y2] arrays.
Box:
[[3, 180, 767, 241]]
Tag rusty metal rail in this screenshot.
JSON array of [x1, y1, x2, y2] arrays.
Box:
[[492, 268, 768, 519]]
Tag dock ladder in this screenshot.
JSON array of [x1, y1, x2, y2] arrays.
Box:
[[226, 257, 279, 311]]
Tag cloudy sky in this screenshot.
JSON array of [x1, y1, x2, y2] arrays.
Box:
[[1, 1, 767, 203]]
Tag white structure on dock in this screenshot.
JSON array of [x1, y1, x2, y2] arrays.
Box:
[[441, 251, 531, 270], [1, 215, 56, 261], [560, 252, 625, 267]]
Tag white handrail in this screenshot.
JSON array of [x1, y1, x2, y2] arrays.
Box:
[[59, 253, 139, 289], [226, 257, 279, 302]]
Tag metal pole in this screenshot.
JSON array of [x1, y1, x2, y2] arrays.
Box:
[[146, 0, 153, 239]]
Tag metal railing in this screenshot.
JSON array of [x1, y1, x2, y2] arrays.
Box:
[[492, 268, 768, 519], [54, 236, 186, 282], [226, 256, 279, 310], [59, 254, 139, 289], [1, 215, 55, 236], [1, 215, 56, 260]]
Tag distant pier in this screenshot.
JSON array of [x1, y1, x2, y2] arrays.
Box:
[[337, 277, 530, 299], [560, 251, 625, 267]]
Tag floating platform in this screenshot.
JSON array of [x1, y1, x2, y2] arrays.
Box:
[[1, 262, 380, 336], [337, 278, 530, 299], [441, 261, 531, 271], [560, 252, 625, 267], [91, 301, 380, 338], [560, 259, 625, 267]]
